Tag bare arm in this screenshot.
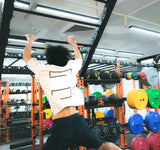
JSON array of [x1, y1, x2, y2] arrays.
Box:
[[66, 36, 82, 61], [23, 34, 39, 63]]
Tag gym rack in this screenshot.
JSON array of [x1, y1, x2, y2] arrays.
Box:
[[1, 80, 31, 143]]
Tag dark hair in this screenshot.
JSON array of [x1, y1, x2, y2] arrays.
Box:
[[45, 45, 71, 66]]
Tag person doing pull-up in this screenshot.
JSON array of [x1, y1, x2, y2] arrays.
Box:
[[23, 34, 121, 150]]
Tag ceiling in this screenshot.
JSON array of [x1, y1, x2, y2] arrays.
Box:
[[1, 0, 160, 79]]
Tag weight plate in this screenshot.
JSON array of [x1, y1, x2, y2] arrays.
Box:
[[134, 89, 148, 110], [127, 90, 137, 109], [43, 119, 52, 129], [128, 113, 144, 135], [125, 73, 128, 79], [145, 88, 160, 108], [130, 137, 137, 150], [137, 72, 146, 80], [103, 110, 117, 123], [144, 112, 160, 132], [127, 89, 148, 110], [146, 133, 160, 150], [131, 72, 138, 80], [127, 72, 132, 80], [141, 67, 158, 86], [134, 137, 149, 150], [43, 109, 52, 119]]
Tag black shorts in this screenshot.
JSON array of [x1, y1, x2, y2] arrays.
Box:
[[42, 113, 102, 150]]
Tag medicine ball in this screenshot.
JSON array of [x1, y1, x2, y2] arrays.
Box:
[[88, 95, 97, 106], [92, 91, 102, 98], [84, 70, 91, 79], [110, 72, 120, 79], [99, 95, 109, 105], [84, 96, 90, 107], [85, 70, 99, 79], [105, 91, 115, 96], [95, 111, 105, 124], [103, 109, 117, 123], [100, 70, 110, 79], [108, 94, 119, 104]]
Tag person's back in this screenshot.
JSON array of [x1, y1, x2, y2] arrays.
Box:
[[23, 35, 121, 150]]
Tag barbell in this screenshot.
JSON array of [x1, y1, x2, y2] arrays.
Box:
[[128, 112, 160, 135]]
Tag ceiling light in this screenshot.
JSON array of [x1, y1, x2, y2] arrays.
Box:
[[129, 25, 160, 37], [118, 51, 144, 57], [35, 5, 99, 25], [14, 0, 30, 9], [6, 47, 24, 51], [93, 54, 103, 58], [96, 48, 116, 53], [118, 57, 129, 61], [104, 55, 129, 61], [8, 38, 45, 47], [6, 47, 36, 52]]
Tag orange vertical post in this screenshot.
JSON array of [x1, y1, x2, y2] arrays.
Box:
[[77, 72, 85, 116], [115, 58, 126, 148], [84, 85, 89, 118], [26, 86, 29, 124], [31, 76, 37, 150], [3, 80, 9, 142], [77, 72, 87, 150], [39, 82, 44, 150]]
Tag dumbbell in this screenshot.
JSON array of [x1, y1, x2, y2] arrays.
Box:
[[128, 112, 160, 135]]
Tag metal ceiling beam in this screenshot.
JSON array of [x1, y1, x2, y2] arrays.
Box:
[[95, 0, 108, 3], [8, 35, 91, 47], [137, 54, 160, 62], [8, 58, 20, 67], [0, 0, 15, 80], [7, 44, 44, 50], [80, 0, 117, 77], [14, 7, 100, 28]]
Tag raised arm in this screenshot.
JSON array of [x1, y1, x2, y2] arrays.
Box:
[[23, 34, 39, 63], [66, 36, 82, 61]]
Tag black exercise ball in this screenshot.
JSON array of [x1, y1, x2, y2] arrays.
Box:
[[84, 96, 90, 107], [108, 94, 119, 104], [99, 95, 109, 105], [110, 72, 120, 79], [100, 70, 110, 79], [88, 95, 97, 106], [85, 70, 99, 79]]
